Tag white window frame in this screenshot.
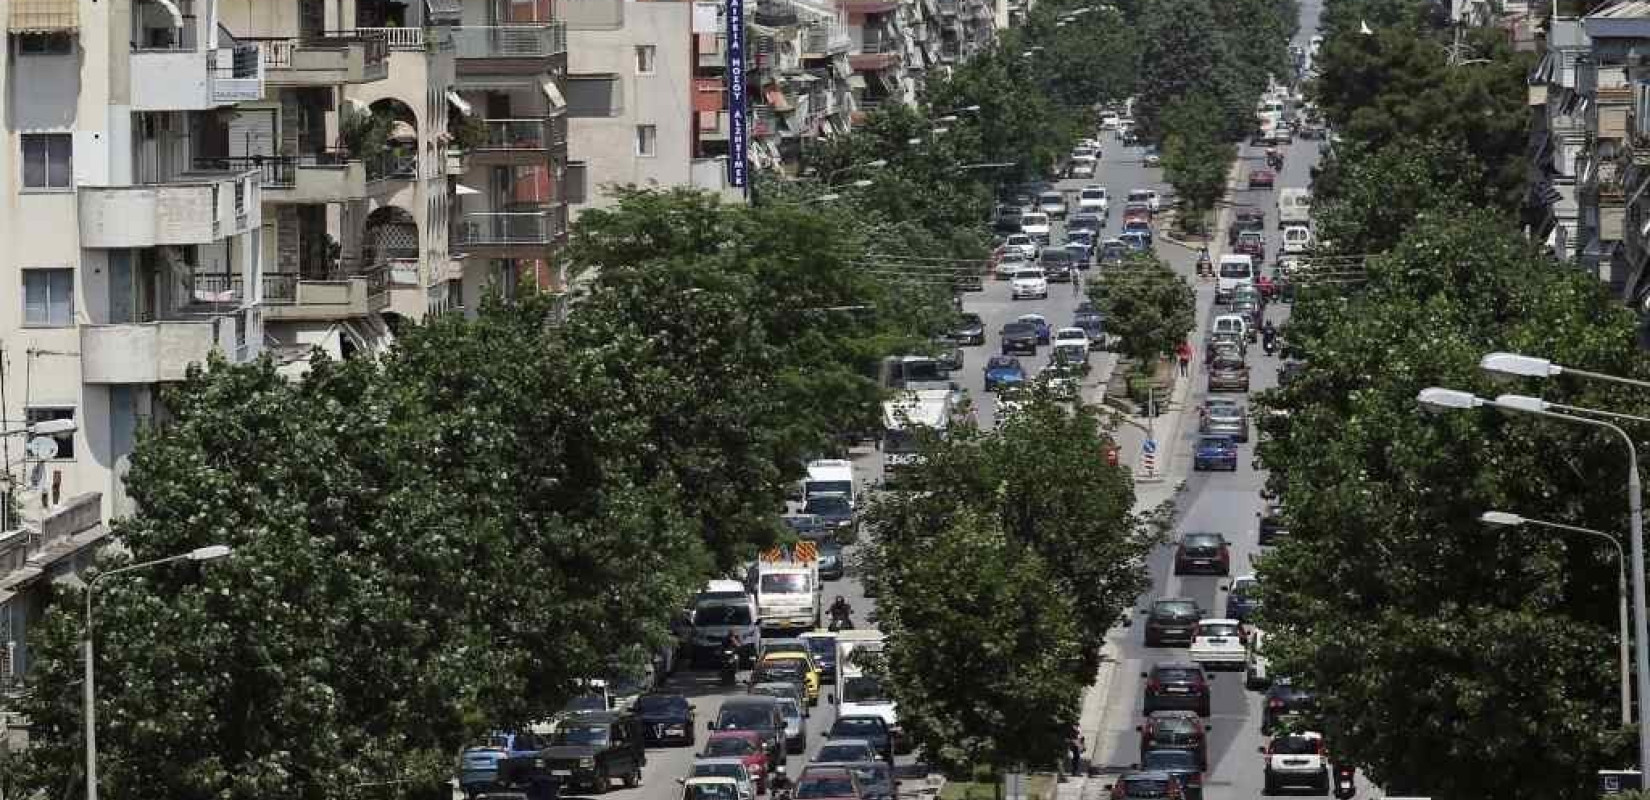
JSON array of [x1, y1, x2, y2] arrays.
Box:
[[22, 267, 74, 328], [636, 124, 658, 157], [635, 44, 657, 75]]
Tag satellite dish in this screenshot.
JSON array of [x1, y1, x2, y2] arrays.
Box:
[[26, 436, 58, 461]]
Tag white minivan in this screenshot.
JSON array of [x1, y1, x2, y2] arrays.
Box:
[[1277, 188, 1311, 227], [1216, 254, 1256, 303], [1282, 225, 1312, 254]]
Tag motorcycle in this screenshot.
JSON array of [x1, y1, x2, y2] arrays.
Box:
[[771, 767, 794, 800], [1196, 250, 1213, 278], [718, 646, 739, 686], [1266, 149, 1285, 170], [1262, 330, 1279, 356], [1332, 764, 1356, 799]]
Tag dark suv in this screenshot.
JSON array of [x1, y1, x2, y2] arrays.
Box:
[[1257, 504, 1288, 545], [1262, 680, 1316, 734], [1143, 598, 1203, 647], [1141, 661, 1213, 717], [1172, 533, 1231, 576], [1137, 710, 1210, 769], [531, 711, 647, 792], [1000, 323, 1039, 355]]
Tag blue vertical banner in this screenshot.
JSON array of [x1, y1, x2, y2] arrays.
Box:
[[725, 0, 749, 188]]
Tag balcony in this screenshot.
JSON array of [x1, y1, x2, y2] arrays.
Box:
[[455, 207, 568, 257], [80, 318, 236, 384], [131, 44, 265, 110], [851, 37, 902, 71], [354, 27, 428, 52], [367, 150, 420, 182], [699, 35, 727, 68], [938, 0, 959, 13], [252, 33, 389, 86], [192, 153, 367, 203], [559, 0, 626, 29], [261, 268, 388, 321], [79, 171, 260, 248], [467, 117, 568, 166], [802, 27, 853, 57], [453, 25, 568, 75]]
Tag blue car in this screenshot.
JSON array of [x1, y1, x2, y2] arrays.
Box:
[[1193, 435, 1239, 471], [984, 355, 1027, 392], [1224, 575, 1261, 623], [460, 731, 545, 796], [1016, 314, 1052, 344]]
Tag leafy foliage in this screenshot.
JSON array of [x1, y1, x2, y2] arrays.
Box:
[[1088, 254, 1195, 364], [1159, 94, 1239, 231], [1135, 0, 1294, 140], [1254, 211, 1650, 799]]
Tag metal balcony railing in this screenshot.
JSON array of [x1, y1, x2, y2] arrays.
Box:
[[479, 118, 556, 150], [248, 32, 389, 69], [860, 36, 900, 54], [456, 208, 567, 245], [192, 152, 354, 188], [367, 150, 419, 180], [355, 26, 426, 51], [451, 24, 568, 59]]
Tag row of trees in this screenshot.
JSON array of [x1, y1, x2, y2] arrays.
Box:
[[1254, 0, 1650, 797]]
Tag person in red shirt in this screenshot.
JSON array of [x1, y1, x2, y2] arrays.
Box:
[[1176, 340, 1192, 377]]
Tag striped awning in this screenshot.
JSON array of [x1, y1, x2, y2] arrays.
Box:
[[9, 0, 79, 32]]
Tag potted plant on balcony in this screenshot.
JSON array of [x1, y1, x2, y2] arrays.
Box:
[[447, 113, 488, 175], [340, 106, 393, 172]]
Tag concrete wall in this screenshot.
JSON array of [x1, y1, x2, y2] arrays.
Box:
[[567, 1, 693, 211]]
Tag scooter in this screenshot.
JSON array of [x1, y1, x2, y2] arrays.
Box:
[[1332, 764, 1356, 799], [718, 646, 739, 686], [1262, 330, 1279, 356]]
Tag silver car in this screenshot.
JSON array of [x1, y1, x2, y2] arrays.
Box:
[[776, 696, 807, 754], [1200, 399, 1249, 442], [693, 758, 757, 800]]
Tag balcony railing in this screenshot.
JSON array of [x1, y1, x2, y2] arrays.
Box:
[[192, 152, 354, 188], [355, 26, 427, 51], [456, 208, 568, 245], [367, 150, 419, 180], [451, 24, 568, 60], [477, 118, 566, 151], [861, 36, 901, 54]]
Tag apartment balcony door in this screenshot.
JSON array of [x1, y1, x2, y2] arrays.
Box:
[[299, 0, 325, 38], [501, 0, 554, 23], [228, 109, 277, 159]]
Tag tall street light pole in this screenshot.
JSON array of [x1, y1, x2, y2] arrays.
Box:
[[1417, 387, 1649, 769], [1480, 510, 1631, 727], [84, 544, 234, 800]]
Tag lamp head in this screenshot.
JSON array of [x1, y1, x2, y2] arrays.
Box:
[[1479, 511, 1525, 527], [1416, 387, 1483, 411], [1492, 394, 1550, 414], [1481, 352, 1559, 380], [188, 544, 233, 562]]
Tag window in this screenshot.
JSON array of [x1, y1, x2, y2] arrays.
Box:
[[636, 124, 657, 157], [16, 32, 73, 56], [26, 407, 75, 460], [23, 268, 74, 327], [22, 133, 72, 190], [635, 45, 657, 74]]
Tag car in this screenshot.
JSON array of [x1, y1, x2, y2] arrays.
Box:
[[460, 731, 547, 796], [1010, 267, 1049, 300], [752, 655, 819, 705], [1127, 188, 1162, 213], [750, 681, 810, 719], [1122, 218, 1153, 241], [1204, 335, 1245, 367], [1233, 230, 1266, 261], [984, 355, 1028, 391], [1227, 206, 1266, 246], [1210, 313, 1249, 342], [994, 210, 1025, 237], [1003, 233, 1040, 260], [798, 632, 837, 681], [1037, 363, 1083, 400], [1069, 212, 1105, 233], [1207, 358, 1250, 394], [1137, 710, 1211, 771], [1230, 299, 1263, 336], [682, 776, 745, 800], [995, 253, 1031, 280], [1064, 241, 1094, 269], [711, 696, 787, 766], [1261, 732, 1329, 794], [1173, 532, 1231, 576], [1038, 191, 1069, 218], [1135, 749, 1204, 800], [693, 758, 759, 800], [1142, 146, 1162, 167], [1054, 327, 1091, 352], [1073, 312, 1108, 349], [1100, 112, 1122, 129], [1000, 323, 1038, 355], [1123, 202, 1152, 224], [1143, 597, 1203, 647], [1222, 574, 1262, 623], [1187, 618, 1246, 671], [951, 312, 985, 345], [1019, 212, 1053, 242], [537, 711, 648, 792], [1098, 238, 1130, 265], [1262, 680, 1317, 734], [1078, 186, 1110, 216], [813, 761, 896, 800], [1270, 123, 1295, 144], [1248, 168, 1275, 189], [1016, 314, 1052, 344], [1192, 435, 1238, 472], [1107, 771, 1185, 800], [1142, 661, 1213, 717], [1120, 230, 1153, 253], [1257, 503, 1288, 545], [701, 731, 772, 788], [795, 766, 863, 800], [1282, 224, 1312, 254], [636, 693, 697, 746], [774, 696, 807, 753], [1040, 249, 1078, 282], [828, 715, 896, 764], [801, 494, 854, 539], [1069, 157, 1098, 179], [1278, 360, 1306, 386], [817, 540, 845, 580], [1199, 399, 1248, 442]]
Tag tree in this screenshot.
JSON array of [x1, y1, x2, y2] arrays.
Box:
[[1254, 210, 1650, 800], [1308, 138, 1474, 255], [1088, 254, 1195, 365], [1159, 94, 1238, 232]]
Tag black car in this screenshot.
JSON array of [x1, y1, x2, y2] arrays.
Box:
[[1257, 504, 1288, 545], [994, 212, 1025, 237], [1000, 322, 1039, 355], [952, 313, 986, 346], [802, 633, 837, 681], [1137, 748, 1204, 800], [814, 761, 896, 800], [1172, 532, 1231, 576], [1107, 771, 1184, 800], [635, 693, 696, 746], [827, 715, 895, 765], [1142, 661, 1213, 717], [1262, 680, 1316, 734], [802, 494, 856, 541], [1069, 213, 1104, 233], [1137, 710, 1210, 770], [533, 711, 648, 792], [1143, 597, 1203, 647], [1040, 249, 1077, 282]]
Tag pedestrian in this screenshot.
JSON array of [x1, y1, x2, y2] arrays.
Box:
[[1176, 340, 1192, 377], [1071, 269, 1082, 294], [1068, 735, 1085, 775]]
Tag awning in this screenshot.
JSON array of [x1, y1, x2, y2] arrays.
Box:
[[10, 0, 79, 32], [152, 0, 185, 27], [425, 0, 463, 21], [388, 120, 418, 141], [446, 90, 474, 116], [542, 79, 567, 111], [456, 184, 482, 196]]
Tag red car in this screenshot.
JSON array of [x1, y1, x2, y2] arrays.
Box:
[[1233, 230, 1266, 261], [1123, 202, 1153, 223], [1248, 168, 1275, 189], [794, 766, 862, 800], [701, 731, 771, 791]]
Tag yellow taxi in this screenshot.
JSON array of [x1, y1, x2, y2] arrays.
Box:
[[753, 650, 821, 705]]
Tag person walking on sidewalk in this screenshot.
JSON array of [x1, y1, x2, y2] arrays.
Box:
[[1176, 340, 1192, 377]]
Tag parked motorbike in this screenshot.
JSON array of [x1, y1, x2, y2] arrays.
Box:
[[718, 646, 739, 686], [1333, 765, 1357, 799]]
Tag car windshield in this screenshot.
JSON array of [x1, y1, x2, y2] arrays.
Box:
[[704, 737, 756, 757], [805, 496, 852, 516], [1018, 316, 1046, 326], [1022, 214, 1049, 225], [637, 695, 686, 713], [1240, 231, 1264, 242], [695, 764, 745, 780], [1001, 324, 1034, 337], [1129, 192, 1151, 202], [1184, 534, 1223, 548], [1213, 359, 1244, 371], [1120, 778, 1171, 798], [1273, 736, 1321, 755], [1153, 717, 1198, 736], [1143, 750, 1199, 770], [817, 744, 870, 761], [1155, 667, 1203, 682], [845, 764, 892, 789], [1014, 269, 1045, 279], [959, 313, 982, 327], [1040, 193, 1062, 203], [1041, 251, 1072, 263], [553, 724, 610, 747], [756, 662, 805, 682], [688, 785, 742, 800], [1220, 262, 1252, 278], [1198, 623, 1241, 638], [834, 719, 885, 738], [797, 777, 856, 798], [717, 706, 775, 730], [696, 604, 752, 626], [843, 676, 889, 702], [1198, 437, 1232, 449], [761, 574, 808, 594], [988, 356, 1019, 369], [805, 637, 836, 659], [1156, 601, 1197, 616], [564, 695, 607, 713]]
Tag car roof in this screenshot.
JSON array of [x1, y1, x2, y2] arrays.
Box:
[[1147, 709, 1203, 721], [1183, 531, 1225, 540], [752, 681, 801, 693], [821, 737, 875, 747], [719, 696, 780, 709], [1055, 327, 1086, 335], [695, 757, 751, 768], [987, 355, 1021, 367], [1197, 618, 1241, 626], [686, 777, 742, 786], [1151, 660, 1202, 671], [708, 729, 763, 741], [1198, 435, 1235, 443], [1017, 313, 1047, 321]]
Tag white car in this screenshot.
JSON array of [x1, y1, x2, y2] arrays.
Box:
[[1053, 326, 1090, 352], [1282, 224, 1312, 254], [1244, 625, 1271, 689], [1127, 188, 1161, 213], [994, 253, 1030, 279], [1211, 313, 1250, 343], [1068, 156, 1097, 179], [692, 759, 757, 800], [1077, 186, 1109, 216], [1187, 618, 1246, 670], [1038, 191, 1069, 219], [1100, 114, 1121, 130], [1010, 268, 1049, 300], [1003, 233, 1040, 260], [1019, 212, 1052, 242], [1262, 732, 1330, 794]]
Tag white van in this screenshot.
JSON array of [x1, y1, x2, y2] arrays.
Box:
[[1281, 225, 1312, 254], [804, 459, 856, 508], [1216, 254, 1256, 303], [1277, 188, 1311, 228], [691, 579, 761, 665], [751, 559, 822, 635]]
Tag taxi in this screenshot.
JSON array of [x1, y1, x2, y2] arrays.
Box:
[[753, 650, 821, 705]]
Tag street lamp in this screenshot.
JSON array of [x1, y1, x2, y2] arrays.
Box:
[[84, 544, 234, 800], [1418, 386, 1650, 769], [1481, 510, 1631, 727], [822, 159, 887, 183], [1481, 352, 1650, 391]]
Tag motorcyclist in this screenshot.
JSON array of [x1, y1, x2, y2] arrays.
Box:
[[1261, 320, 1279, 354], [1196, 247, 1212, 278], [828, 595, 854, 629], [770, 767, 794, 800]]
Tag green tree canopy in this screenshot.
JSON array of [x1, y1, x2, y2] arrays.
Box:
[[1088, 254, 1195, 364], [1159, 93, 1239, 231]]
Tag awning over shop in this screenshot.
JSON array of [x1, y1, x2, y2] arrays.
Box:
[[9, 0, 79, 32]]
